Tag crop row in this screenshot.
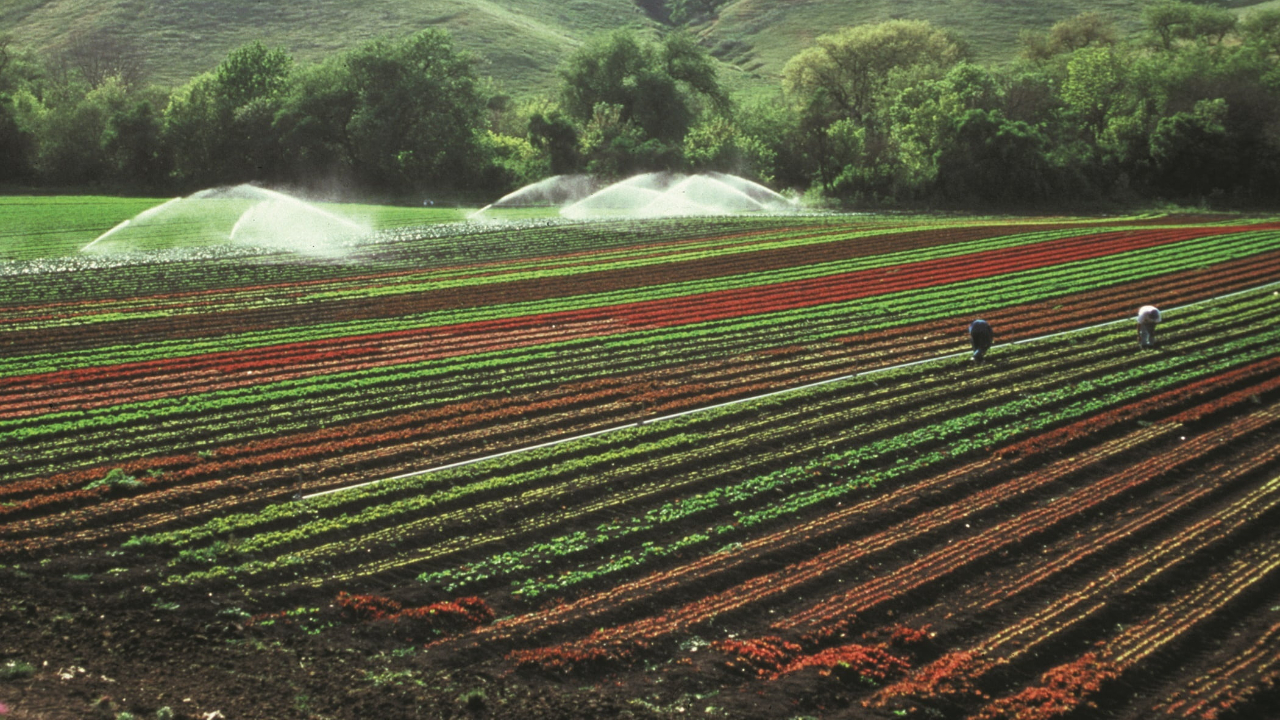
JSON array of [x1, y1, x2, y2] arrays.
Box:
[[869, 430, 1280, 714], [966, 529, 1279, 720], [1152, 621, 1280, 719], [5, 260, 1274, 586], [8, 235, 1277, 439], [4, 222, 1272, 382], [5, 213, 1278, 720], [782, 401, 1280, 638], [0, 218, 1005, 332], [5, 263, 1269, 548], [5, 226, 1276, 486], [380, 292, 1279, 664], [132, 293, 1278, 591], [511, 389, 1279, 671], [492, 390, 1279, 720]]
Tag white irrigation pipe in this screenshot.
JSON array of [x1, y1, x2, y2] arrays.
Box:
[[302, 278, 1280, 499]]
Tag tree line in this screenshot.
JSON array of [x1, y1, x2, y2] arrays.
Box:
[[1, 0, 1279, 208]]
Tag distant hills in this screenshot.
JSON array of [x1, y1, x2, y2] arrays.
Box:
[[3, 0, 654, 93], [3, 0, 1274, 96]]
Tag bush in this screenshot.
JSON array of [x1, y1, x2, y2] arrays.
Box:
[[0, 659, 35, 680], [84, 467, 144, 492]]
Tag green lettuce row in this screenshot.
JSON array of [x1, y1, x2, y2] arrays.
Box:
[[0, 222, 1227, 373], [4, 228, 1276, 474], [497, 304, 1280, 598], [159, 290, 1274, 587]]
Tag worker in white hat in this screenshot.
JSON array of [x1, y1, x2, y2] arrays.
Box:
[[1136, 305, 1161, 349]]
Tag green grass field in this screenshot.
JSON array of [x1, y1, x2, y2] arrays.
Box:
[[0, 195, 472, 261]]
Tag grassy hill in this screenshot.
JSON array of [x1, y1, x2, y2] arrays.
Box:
[[4, 0, 1274, 98], [700, 0, 1148, 77], [2, 0, 657, 94]]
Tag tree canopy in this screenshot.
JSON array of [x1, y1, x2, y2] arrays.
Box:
[[2, 3, 1280, 209], [557, 29, 725, 175]]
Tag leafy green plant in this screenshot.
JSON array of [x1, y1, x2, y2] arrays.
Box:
[[458, 688, 488, 712], [0, 660, 35, 680], [84, 467, 144, 492]]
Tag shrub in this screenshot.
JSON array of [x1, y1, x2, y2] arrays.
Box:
[[0, 659, 35, 680], [85, 468, 144, 492]]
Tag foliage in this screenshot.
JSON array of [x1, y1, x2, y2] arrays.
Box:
[[666, 0, 728, 26], [4, 7, 1280, 207], [84, 467, 143, 492], [526, 110, 580, 175], [935, 109, 1053, 206], [559, 29, 725, 175], [682, 115, 776, 183], [782, 20, 968, 128], [162, 42, 292, 187], [782, 20, 968, 199], [1148, 97, 1233, 199], [0, 659, 35, 680], [1021, 12, 1119, 62], [342, 30, 489, 194]]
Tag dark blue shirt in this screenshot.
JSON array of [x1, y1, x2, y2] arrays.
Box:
[[969, 319, 993, 347]]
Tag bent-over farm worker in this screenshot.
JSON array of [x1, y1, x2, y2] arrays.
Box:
[[1136, 304, 1161, 349], [968, 319, 993, 362]]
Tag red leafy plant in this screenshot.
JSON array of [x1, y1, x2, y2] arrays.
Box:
[[335, 591, 403, 621], [858, 623, 935, 650], [971, 653, 1120, 720], [868, 650, 1000, 708], [507, 638, 649, 675], [334, 592, 493, 640], [712, 636, 803, 677], [777, 642, 910, 683], [389, 597, 494, 639]]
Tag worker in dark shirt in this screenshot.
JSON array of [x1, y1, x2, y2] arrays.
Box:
[[969, 319, 993, 362]]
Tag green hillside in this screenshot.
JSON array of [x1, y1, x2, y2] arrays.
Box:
[[701, 0, 1147, 76], [1, 0, 657, 93], [3, 0, 1274, 96]]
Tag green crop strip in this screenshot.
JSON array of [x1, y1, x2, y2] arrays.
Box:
[[146, 290, 1275, 587], [0, 224, 1080, 332], [414, 296, 1280, 598], [3, 228, 1276, 479], [0, 222, 1232, 370]]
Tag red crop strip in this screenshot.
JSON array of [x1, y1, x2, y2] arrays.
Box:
[[0, 224, 843, 317], [0, 224, 1243, 397], [503, 395, 1280, 671], [428, 358, 1280, 660], [4, 242, 1278, 439]]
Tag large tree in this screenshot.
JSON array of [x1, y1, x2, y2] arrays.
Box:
[[342, 29, 489, 193], [781, 20, 967, 196], [272, 57, 360, 185], [782, 20, 968, 129], [162, 42, 292, 186], [558, 29, 724, 173]]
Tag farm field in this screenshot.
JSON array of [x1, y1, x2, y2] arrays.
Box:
[[2, 205, 1279, 720]]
